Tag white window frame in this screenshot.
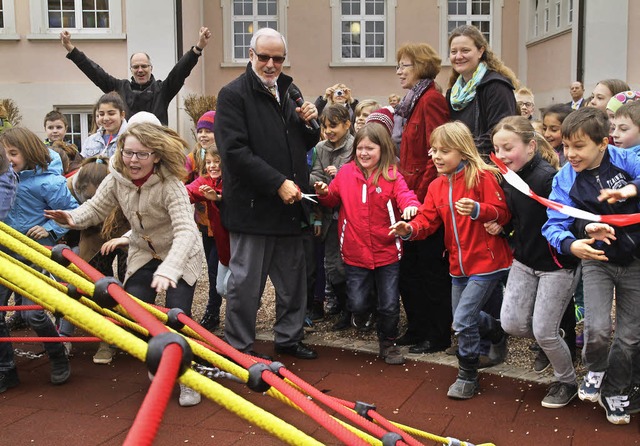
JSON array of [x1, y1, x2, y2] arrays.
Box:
[[438, 0, 503, 65], [220, 0, 289, 67], [58, 107, 94, 151], [527, 0, 572, 44], [330, 0, 397, 67], [28, 0, 124, 40], [0, 0, 19, 40]]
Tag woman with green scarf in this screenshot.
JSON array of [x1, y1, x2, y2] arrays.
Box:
[[446, 25, 519, 158]]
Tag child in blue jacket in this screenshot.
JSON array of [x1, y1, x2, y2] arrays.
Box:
[[542, 107, 640, 425]]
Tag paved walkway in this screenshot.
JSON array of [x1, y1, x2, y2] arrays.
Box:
[[0, 330, 638, 445]]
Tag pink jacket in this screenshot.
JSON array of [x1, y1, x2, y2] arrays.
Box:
[[409, 167, 512, 277], [319, 161, 420, 269]]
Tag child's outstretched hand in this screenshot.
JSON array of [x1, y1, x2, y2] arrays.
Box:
[[598, 184, 637, 203], [389, 221, 412, 237], [401, 206, 418, 220], [314, 181, 329, 196], [455, 197, 475, 216], [484, 221, 503, 235], [570, 238, 608, 261], [101, 236, 130, 255], [199, 184, 220, 202], [26, 225, 48, 240], [151, 274, 177, 293], [43, 209, 76, 227], [585, 222, 616, 245]]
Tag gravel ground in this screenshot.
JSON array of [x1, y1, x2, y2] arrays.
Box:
[[189, 267, 586, 377]]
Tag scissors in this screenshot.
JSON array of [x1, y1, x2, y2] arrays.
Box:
[[301, 193, 318, 204]]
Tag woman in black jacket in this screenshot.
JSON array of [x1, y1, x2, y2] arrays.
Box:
[[446, 25, 518, 157]]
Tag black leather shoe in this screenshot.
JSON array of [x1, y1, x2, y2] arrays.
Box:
[[408, 339, 449, 354], [275, 342, 318, 360], [396, 333, 421, 346], [243, 350, 273, 361]]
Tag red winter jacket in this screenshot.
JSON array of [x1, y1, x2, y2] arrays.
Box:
[[319, 161, 420, 269], [185, 176, 231, 266], [409, 167, 512, 277], [399, 83, 450, 202]]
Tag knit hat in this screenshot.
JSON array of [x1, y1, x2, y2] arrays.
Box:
[[606, 91, 640, 113], [197, 111, 216, 132], [128, 111, 161, 126], [365, 106, 395, 135]]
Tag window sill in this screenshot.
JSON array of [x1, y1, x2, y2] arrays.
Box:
[[27, 32, 127, 41], [0, 33, 20, 40], [526, 27, 571, 47], [328, 61, 395, 68]]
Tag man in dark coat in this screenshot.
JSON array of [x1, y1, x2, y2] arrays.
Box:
[[60, 27, 211, 125], [214, 27, 320, 360]]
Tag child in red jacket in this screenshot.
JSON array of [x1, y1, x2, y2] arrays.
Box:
[[315, 123, 420, 365], [185, 144, 230, 331], [390, 121, 512, 399]]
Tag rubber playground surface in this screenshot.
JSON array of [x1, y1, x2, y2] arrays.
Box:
[[1, 332, 638, 446]]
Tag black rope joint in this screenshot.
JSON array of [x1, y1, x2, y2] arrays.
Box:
[[354, 401, 376, 421], [166, 308, 185, 330], [66, 283, 82, 300], [50, 244, 71, 267], [268, 361, 285, 377], [92, 276, 121, 308], [145, 332, 193, 376], [247, 362, 271, 393], [381, 432, 404, 446]]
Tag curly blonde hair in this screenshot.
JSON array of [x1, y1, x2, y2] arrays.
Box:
[[447, 25, 519, 90], [113, 123, 188, 181]]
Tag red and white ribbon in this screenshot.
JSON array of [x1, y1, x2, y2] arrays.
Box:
[[490, 153, 640, 227]]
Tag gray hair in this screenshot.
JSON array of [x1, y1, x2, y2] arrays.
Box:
[[249, 28, 287, 54]]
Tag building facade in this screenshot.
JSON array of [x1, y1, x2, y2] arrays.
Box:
[[0, 0, 637, 145]]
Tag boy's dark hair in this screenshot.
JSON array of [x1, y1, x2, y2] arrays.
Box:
[[542, 103, 573, 123], [320, 104, 351, 128], [615, 101, 640, 126], [44, 110, 68, 129], [561, 106, 609, 143]]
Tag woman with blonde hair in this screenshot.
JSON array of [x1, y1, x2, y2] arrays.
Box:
[[447, 24, 519, 157], [46, 122, 205, 407], [315, 83, 359, 121]]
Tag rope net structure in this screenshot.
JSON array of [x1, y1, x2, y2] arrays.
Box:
[[0, 222, 496, 446]]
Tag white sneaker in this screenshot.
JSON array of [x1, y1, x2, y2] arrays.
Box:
[[578, 371, 605, 402], [179, 384, 201, 407], [93, 342, 115, 364]]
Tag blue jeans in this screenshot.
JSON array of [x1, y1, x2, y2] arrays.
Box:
[[452, 275, 504, 359], [344, 262, 400, 341], [582, 259, 640, 396]]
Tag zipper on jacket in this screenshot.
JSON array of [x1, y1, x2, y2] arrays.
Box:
[[448, 178, 466, 276]]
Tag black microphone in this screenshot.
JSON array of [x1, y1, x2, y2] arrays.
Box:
[[289, 86, 320, 130]]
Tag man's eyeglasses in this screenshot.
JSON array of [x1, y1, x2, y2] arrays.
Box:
[[253, 52, 286, 64], [122, 149, 155, 160], [131, 64, 151, 70], [396, 63, 414, 71]]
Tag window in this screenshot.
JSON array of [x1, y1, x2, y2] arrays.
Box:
[[60, 109, 94, 151], [568, 0, 573, 24], [330, 0, 397, 66], [28, 0, 123, 38], [438, 0, 503, 61], [528, 0, 572, 42], [0, 0, 18, 39], [46, 0, 110, 29], [220, 0, 287, 65]]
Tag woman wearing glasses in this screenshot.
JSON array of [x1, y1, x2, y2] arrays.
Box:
[[45, 122, 205, 406], [446, 25, 519, 158], [392, 43, 452, 356]]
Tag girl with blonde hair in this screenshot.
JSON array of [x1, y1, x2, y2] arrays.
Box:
[[390, 121, 512, 399], [46, 122, 205, 407]]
